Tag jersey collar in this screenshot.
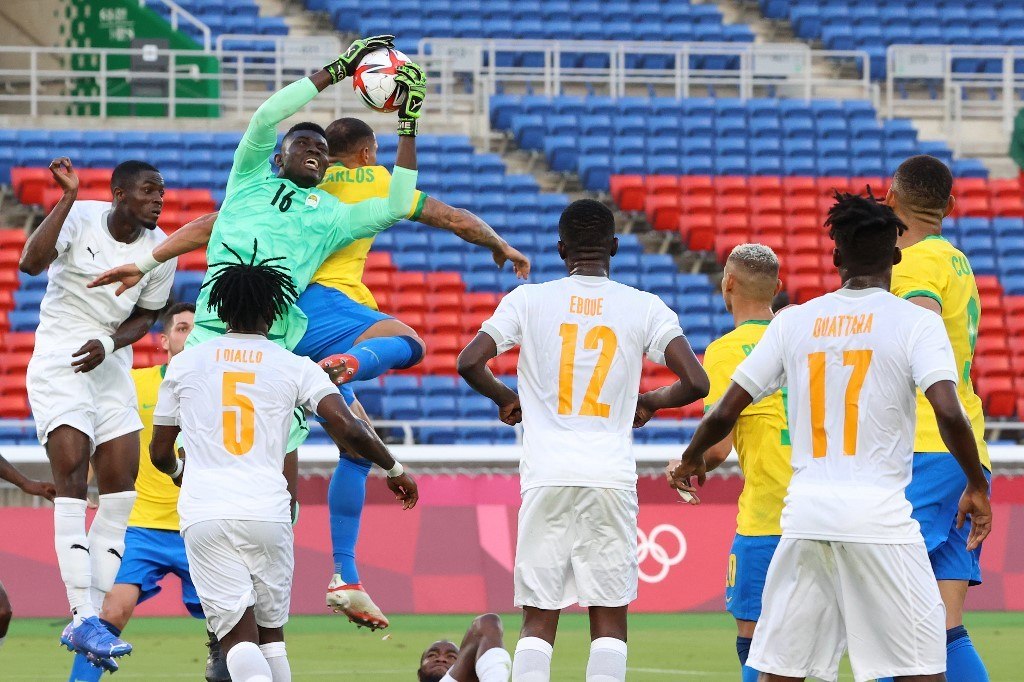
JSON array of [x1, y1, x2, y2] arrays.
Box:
[[739, 319, 771, 326]]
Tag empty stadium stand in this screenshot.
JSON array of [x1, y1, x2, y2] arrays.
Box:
[[146, 0, 288, 44]]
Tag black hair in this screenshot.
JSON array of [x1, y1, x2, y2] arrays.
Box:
[[825, 192, 907, 275], [111, 160, 160, 191], [283, 122, 327, 146], [203, 239, 298, 332], [891, 155, 953, 213], [558, 199, 615, 249], [160, 301, 195, 329], [325, 117, 376, 157]]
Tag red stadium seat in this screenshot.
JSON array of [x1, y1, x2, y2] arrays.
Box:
[[783, 254, 821, 277], [783, 176, 818, 198], [428, 292, 463, 314], [10, 168, 52, 206], [487, 352, 518, 375], [953, 178, 989, 200], [0, 229, 26, 251], [421, 353, 458, 375], [989, 178, 1022, 198], [644, 194, 681, 232], [973, 354, 1012, 378], [1, 332, 35, 353], [748, 176, 783, 197], [0, 270, 19, 292], [464, 292, 500, 313], [787, 274, 826, 303], [0, 395, 30, 418], [789, 214, 822, 235], [364, 251, 395, 272], [849, 176, 887, 197], [717, 214, 751, 236], [393, 272, 427, 291], [679, 176, 714, 197], [681, 194, 715, 216], [425, 313, 462, 334], [41, 187, 110, 212], [428, 272, 465, 294], [645, 175, 681, 196], [714, 176, 748, 197], [975, 275, 1002, 297], [992, 196, 1024, 218], [609, 175, 645, 211], [750, 195, 784, 217], [978, 376, 1016, 417], [953, 195, 992, 218], [0, 290, 13, 312], [816, 176, 850, 197], [76, 169, 113, 191], [0, 351, 30, 375], [461, 310, 492, 334], [392, 291, 427, 313], [716, 194, 749, 215], [175, 189, 217, 213], [678, 213, 715, 251], [176, 250, 206, 270], [158, 210, 185, 231], [714, 234, 748, 263], [788, 234, 826, 256]]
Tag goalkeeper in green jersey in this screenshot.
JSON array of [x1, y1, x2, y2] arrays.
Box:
[[89, 35, 426, 453]]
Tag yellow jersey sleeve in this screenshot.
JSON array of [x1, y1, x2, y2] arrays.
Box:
[[126, 365, 182, 531], [702, 338, 743, 411], [310, 165, 427, 308]]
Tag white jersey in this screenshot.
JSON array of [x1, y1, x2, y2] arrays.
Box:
[[733, 287, 958, 543], [153, 333, 337, 530], [34, 201, 176, 354], [482, 275, 684, 492]]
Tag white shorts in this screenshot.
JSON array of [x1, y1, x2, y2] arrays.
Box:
[[748, 538, 945, 682], [26, 348, 141, 448], [182, 519, 294, 640], [515, 486, 638, 610]]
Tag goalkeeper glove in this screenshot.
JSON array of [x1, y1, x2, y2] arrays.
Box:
[[395, 61, 426, 136], [324, 34, 395, 84]]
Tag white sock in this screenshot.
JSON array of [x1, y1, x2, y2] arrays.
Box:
[[226, 641, 273, 682], [260, 641, 291, 682], [0, 635, 6, 651], [87, 491, 136, 611], [512, 637, 552, 682], [54, 497, 94, 624], [586, 637, 627, 682], [476, 646, 512, 682]]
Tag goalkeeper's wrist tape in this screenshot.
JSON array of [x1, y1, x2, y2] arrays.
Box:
[[171, 458, 184, 479], [325, 61, 345, 84], [98, 336, 115, 356], [397, 119, 418, 137], [386, 461, 405, 478], [135, 251, 162, 274]]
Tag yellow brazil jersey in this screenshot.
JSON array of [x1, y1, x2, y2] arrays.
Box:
[[891, 235, 991, 469], [126, 365, 181, 530], [310, 164, 427, 309], [703, 321, 792, 536]]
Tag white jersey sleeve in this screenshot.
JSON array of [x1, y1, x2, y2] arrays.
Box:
[[481, 285, 527, 354], [137, 256, 177, 311], [54, 203, 83, 255], [152, 357, 185, 426], [296, 358, 341, 414], [644, 296, 684, 365], [733, 315, 787, 402], [909, 313, 958, 392]]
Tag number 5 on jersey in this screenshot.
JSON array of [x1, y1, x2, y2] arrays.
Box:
[[558, 323, 617, 417], [223, 371, 256, 455]]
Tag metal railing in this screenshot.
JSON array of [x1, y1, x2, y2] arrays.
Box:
[[140, 0, 212, 51]]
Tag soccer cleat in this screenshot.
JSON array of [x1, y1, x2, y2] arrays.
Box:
[[72, 616, 133, 660], [205, 630, 231, 682], [86, 652, 120, 673], [326, 575, 389, 630], [60, 622, 75, 651], [319, 354, 359, 386]]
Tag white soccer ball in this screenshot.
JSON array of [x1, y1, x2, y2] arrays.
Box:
[[351, 47, 410, 113]]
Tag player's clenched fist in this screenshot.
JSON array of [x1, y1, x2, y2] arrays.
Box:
[[498, 397, 522, 426], [71, 338, 108, 373], [49, 157, 79, 195]]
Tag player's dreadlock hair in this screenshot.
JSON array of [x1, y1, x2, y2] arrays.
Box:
[[825, 192, 907, 276], [325, 117, 375, 157], [203, 239, 298, 332], [558, 199, 615, 249], [891, 155, 953, 219]]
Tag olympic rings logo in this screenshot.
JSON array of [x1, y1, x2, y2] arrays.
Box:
[[636, 524, 687, 584]]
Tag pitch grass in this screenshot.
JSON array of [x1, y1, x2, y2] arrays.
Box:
[[5, 612, 1021, 681]]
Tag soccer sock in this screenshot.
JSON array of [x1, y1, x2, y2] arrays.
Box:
[[946, 625, 989, 682], [226, 641, 273, 682], [328, 456, 371, 584], [586, 637, 627, 682], [476, 646, 513, 682], [54, 497, 94, 624], [87, 491, 136, 611], [347, 336, 424, 382], [512, 637, 553, 682], [260, 641, 291, 682], [68, 653, 104, 682], [736, 637, 758, 682]]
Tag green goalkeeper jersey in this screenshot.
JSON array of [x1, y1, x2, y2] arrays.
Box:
[[193, 77, 419, 349]]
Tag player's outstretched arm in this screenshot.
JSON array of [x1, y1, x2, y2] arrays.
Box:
[[88, 211, 217, 295], [150, 424, 184, 486], [457, 333, 522, 425], [0, 453, 56, 501], [19, 157, 79, 276], [316, 393, 418, 509], [924, 379, 992, 550], [418, 198, 531, 279], [635, 336, 710, 427], [71, 305, 160, 373]]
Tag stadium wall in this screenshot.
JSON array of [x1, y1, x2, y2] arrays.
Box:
[[4, 475, 1024, 618]]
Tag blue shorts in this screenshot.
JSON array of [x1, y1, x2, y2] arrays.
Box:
[[906, 452, 992, 585], [114, 527, 204, 618], [294, 283, 392, 405], [725, 534, 781, 622]]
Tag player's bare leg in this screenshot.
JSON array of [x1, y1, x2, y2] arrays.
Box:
[[586, 606, 628, 682], [321, 319, 426, 386], [219, 607, 273, 682], [513, 607, 558, 681], [0, 581, 12, 650], [98, 583, 140, 631], [445, 613, 511, 682]]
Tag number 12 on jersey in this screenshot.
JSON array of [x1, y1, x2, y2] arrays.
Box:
[[807, 350, 872, 458], [558, 323, 618, 417]]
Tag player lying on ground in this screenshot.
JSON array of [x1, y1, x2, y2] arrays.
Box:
[[666, 243, 791, 682], [88, 34, 425, 498], [20, 158, 176, 666], [669, 193, 992, 682], [457, 200, 709, 682], [877, 155, 993, 682], [417, 614, 511, 682], [149, 246, 418, 682], [66, 303, 229, 681], [0, 452, 57, 652]]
